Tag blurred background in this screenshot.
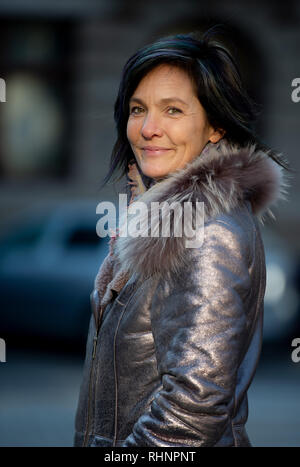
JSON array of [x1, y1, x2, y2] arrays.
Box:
[[0, 0, 299, 447]]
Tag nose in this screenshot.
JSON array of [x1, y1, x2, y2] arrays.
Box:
[[141, 113, 163, 139]]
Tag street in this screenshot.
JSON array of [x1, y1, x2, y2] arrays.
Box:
[[0, 345, 299, 447]]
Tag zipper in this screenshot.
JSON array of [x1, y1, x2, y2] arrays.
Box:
[[111, 276, 156, 445], [82, 290, 104, 447], [92, 335, 98, 359], [112, 290, 141, 446], [82, 280, 142, 447]]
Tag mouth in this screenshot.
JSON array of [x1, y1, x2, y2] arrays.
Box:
[[141, 146, 172, 156]]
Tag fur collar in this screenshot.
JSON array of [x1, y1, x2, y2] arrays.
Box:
[[115, 139, 288, 279]]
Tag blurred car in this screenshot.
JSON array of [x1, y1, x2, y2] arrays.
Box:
[[261, 226, 300, 343], [0, 201, 109, 349], [0, 203, 299, 349]]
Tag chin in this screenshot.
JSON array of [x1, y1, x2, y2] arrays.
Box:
[[141, 167, 168, 180], [140, 162, 169, 180]]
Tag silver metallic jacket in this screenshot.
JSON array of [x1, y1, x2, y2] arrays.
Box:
[[74, 139, 287, 447]]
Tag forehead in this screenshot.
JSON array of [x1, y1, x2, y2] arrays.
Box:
[[132, 64, 196, 97]]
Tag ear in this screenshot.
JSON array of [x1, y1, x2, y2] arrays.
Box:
[[209, 128, 226, 144]]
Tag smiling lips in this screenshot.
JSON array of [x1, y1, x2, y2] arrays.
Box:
[[142, 146, 172, 156]]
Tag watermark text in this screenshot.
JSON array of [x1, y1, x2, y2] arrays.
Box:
[[291, 337, 300, 363], [96, 194, 204, 249], [291, 78, 300, 103], [0, 338, 6, 362], [0, 78, 6, 102]]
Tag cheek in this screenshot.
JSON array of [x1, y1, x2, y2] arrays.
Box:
[[165, 121, 189, 145], [127, 119, 140, 144], [168, 120, 204, 147], [189, 120, 210, 148]]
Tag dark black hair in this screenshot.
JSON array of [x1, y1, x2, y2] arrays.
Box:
[[101, 26, 290, 189]]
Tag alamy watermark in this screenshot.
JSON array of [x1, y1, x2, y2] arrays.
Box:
[[0, 78, 6, 102], [291, 78, 300, 103], [291, 337, 300, 363], [95, 194, 204, 248], [0, 338, 6, 362]]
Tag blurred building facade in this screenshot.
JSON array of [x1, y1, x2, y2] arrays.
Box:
[[0, 0, 299, 249]]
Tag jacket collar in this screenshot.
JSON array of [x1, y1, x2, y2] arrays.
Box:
[[115, 138, 288, 279]]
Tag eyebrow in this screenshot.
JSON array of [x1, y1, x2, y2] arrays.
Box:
[[129, 96, 189, 107]]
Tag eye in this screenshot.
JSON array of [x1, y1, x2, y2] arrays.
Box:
[[167, 107, 182, 115], [130, 106, 144, 115]]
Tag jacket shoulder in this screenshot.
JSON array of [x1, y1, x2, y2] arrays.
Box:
[[185, 203, 255, 269]]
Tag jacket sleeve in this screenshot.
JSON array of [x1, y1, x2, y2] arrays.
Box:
[[122, 218, 253, 447]]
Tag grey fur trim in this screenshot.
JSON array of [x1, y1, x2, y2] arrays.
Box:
[[115, 139, 288, 279]]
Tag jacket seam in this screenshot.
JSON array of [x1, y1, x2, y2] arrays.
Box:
[[231, 209, 258, 417], [92, 300, 115, 439], [112, 283, 144, 446], [90, 281, 137, 445], [112, 308, 126, 446], [82, 317, 97, 446]]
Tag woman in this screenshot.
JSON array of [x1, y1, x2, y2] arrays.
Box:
[[74, 28, 289, 447]]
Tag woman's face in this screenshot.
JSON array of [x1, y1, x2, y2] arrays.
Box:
[[127, 64, 224, 180]]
